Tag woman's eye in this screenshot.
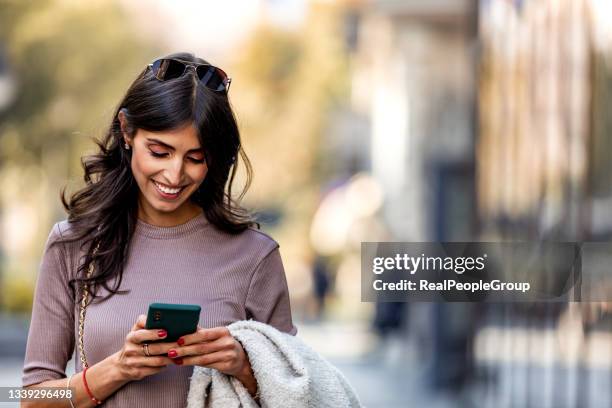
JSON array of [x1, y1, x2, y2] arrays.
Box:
[[149, 150, 204, 164], [149, 151, 168, 158]]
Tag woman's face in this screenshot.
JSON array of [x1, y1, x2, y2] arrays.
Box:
[[119, 114, 208, 226]]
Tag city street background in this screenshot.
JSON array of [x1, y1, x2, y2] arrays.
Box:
[[2, 0, 612, 407]]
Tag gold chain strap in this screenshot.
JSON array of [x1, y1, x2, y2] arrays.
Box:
[[78, 241, 100, 370]]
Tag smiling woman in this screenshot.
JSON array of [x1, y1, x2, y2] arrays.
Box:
[[20, 52, 297, 407], [120, 120, 209, 226]]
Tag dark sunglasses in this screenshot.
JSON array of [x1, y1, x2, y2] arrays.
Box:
[[148, 58, 231, 93]]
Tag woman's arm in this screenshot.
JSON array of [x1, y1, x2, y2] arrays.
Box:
[[22, 224, 76, 388], [22, 353, 128, 408], [22, 314, 178, 408], [244, 247, 297, 335]]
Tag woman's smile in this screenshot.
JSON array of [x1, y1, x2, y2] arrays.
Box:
[[152, 179, 188, 200]]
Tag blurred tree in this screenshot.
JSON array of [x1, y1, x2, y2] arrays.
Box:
[[590, 54, 612, 199], [0, 0, 158, 312], [230, 2, 349, 278]]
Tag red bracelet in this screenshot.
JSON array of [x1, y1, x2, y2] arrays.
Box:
[[82, 366, 103, 405]]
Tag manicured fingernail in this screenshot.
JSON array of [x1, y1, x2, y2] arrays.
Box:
[[174, 357, 183, 365], [168, 349, 177, 358], [158, 330, 167, 338], [177, 337, 184, 346]]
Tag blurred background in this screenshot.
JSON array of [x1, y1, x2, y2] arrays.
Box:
[[1, 0, 612, 406]]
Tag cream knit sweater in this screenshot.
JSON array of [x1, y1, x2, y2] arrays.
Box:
[[186, 320, 363, 408]]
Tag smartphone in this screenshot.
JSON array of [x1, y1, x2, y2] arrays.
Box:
[[144, 302, 201, 343]]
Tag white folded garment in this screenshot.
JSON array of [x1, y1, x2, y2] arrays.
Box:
[[186, 320, 363, 408]]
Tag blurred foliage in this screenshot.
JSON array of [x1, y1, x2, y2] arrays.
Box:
[[230, 2, 350, 267], [236, 28, 302, 112], [1, 274, 33, 313], [0, 0, 156, 169], [0, 0, 159, 311], [590, 53, 612, 197], [0, 0, 351, 313]]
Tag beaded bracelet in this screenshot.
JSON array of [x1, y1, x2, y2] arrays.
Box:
[[82, 366, 103, 405]]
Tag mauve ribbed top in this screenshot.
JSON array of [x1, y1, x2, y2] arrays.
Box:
[[22, 212, 297, 406]]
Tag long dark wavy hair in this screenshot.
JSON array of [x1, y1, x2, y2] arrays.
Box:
[[55, 52, 256, 305]]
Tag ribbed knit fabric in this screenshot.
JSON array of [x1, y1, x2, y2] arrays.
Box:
[[22, 212, 297, 407]]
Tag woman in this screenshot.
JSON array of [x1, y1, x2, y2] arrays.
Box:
[[21, 52, 297, 407]]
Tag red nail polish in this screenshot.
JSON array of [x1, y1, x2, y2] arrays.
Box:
[[177, 337, 184, 346], [158, 330, 167, 338], [168, 349, 177, 358], [174, 357, 183, 365]]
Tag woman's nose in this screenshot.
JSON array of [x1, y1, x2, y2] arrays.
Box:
[[165, 158, 185, 186]]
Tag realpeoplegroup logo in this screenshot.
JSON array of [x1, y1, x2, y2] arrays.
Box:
[[361, 242, 599, 302]]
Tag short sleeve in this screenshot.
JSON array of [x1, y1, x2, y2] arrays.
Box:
[[22, 223, 75, 387], [244, 247, 297, 335]]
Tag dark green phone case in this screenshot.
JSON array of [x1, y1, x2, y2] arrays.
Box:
[[145, 303, 201, 343]]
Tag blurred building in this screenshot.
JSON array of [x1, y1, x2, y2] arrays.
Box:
[[478, 0, 598, 241], [321, 0, 482, 397], [324, 0, 612, 406], [348, 0, 478, 242], [475, 1, 612, 407]]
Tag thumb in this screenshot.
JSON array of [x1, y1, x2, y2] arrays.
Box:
[[132, 314, 147, 331]]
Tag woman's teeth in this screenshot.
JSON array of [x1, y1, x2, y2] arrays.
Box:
[[153, 180, 182, 194]]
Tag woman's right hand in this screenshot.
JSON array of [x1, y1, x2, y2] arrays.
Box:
[[111, 314, 178, 382]]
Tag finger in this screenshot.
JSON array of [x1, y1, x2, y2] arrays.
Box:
[[126, 328, 168, 344], [131, 314, 147, 331], [136, 314, 147, 329], [130, 355, 175, 368], [179, 326, 229, 346], [179, 350, 234, 367], [171, 337, 234, 358], [146, 341, 181, 356]]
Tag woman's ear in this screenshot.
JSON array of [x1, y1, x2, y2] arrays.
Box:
[[117, 109, 132, 147]]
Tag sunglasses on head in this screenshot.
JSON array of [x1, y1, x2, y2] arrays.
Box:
[[148, 58, 231, 93]]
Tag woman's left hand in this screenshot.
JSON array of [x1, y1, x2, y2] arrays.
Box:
[[168, 326, 257, 394]]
